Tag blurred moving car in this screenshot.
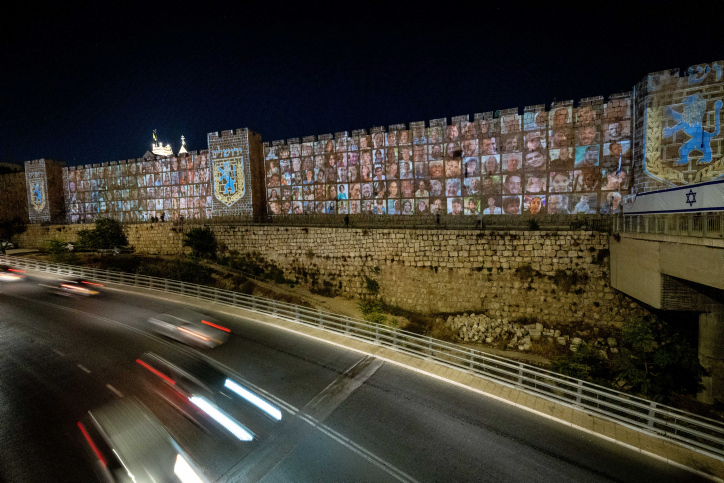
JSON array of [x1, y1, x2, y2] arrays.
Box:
[[147, 309, 230, 348], [0, 240, 15, 250], [78, 398, 207, 482], [39, 278, 103, 296], [137, 351, 280, 442], [0, 264, 25, 282]]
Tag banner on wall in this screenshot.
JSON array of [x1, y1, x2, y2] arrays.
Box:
[[626, 179, 724, 214], [25, 160, 51, 222], [209, 129, 253, 216]]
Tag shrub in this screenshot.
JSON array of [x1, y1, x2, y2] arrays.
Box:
[[363, 275, 380, 294], [137, 260, 213, 285], [183, 227, 217, 259], [77, 218, 128, 249], [514, 263, 538, 281], [527, 218, 540, 231]]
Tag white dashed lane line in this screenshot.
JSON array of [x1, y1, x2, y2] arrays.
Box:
[[77, 364, 91, 373], [52, 349, 66, 357], [106, 384, 123, 398]]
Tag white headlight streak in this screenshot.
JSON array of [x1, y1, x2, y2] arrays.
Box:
[[188, 396, 253, 441], [224, 379, 282, 421], [174, 454, 205, 483]]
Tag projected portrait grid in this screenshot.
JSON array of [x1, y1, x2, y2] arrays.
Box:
[[64, 153, 213, 223], [264, 100, 631, 216]]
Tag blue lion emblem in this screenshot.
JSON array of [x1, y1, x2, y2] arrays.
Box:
[[32, 181, 42, 204], [218, 161, 236, 195], [663, 94, 722, 165]]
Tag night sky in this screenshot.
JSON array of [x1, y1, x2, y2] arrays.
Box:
[[2, 1, 721, 167]]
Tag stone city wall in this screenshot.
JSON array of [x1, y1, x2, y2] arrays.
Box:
[[18, 223, 647, 326]]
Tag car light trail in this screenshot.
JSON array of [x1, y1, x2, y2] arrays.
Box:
[[189, 396, 253, 441], [8, 268, 25, 273], [82, 281, 104, 286], [177, 327, 210, 341], [77, 421, 107, 467], [136, 359, 176, 385], [224, 379, 282, 420], [174, 454, 205, 483], [201, 320, 230, 332]]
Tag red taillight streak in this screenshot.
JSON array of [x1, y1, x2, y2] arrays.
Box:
[[8, 269, 25, 273], [177, 327, 210, 341], [136, 359, 176, 385], [61, 284, 83, 290], [82, 281, 103, 286], [201, 320, 230, 332], [78, 422, 107, 467]]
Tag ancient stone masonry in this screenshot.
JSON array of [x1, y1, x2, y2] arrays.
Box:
[[19, 223, 648, 327]]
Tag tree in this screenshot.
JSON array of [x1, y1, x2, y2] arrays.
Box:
[[77, 218, 128, 249], [0, 217, 28, 254], [182, 227, 217, 259], [612, 316, 703, 403]]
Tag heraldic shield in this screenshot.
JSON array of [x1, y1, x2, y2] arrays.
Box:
[[213, 157, 245, 206], [30, 180, 46, 212]]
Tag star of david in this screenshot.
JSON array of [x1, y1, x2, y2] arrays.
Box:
[[685, 189, 697, 207]]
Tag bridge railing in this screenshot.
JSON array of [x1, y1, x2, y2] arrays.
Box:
[[2, 254, 724, 458], [615, 212, 724, 239]]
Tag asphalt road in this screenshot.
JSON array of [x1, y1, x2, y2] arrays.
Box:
[[0, 276, 708, 482]]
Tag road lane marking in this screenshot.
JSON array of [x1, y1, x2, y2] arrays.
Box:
[[7, 291, 418, 483], [52, 349, 66, 357], [77, 364, 91, 373], [106, 384, 123, 397]]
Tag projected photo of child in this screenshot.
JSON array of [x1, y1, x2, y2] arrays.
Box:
[[549, 171, 573, 192], [502, 196, 521, 215], [401, 199, 414, 215], [573, 166, 601, 192], [483, 195, 502, 214], [525, 173, 547, 194], [572, 193, 597, 214]]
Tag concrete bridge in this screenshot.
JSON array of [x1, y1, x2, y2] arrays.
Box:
[[610, 212, 724, 403]]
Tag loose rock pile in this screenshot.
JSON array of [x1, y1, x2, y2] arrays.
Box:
[[442, 313, 620, 356]]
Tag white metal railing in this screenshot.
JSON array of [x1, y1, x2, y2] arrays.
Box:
[[615, 213, 724, 239], [2, 254, 724, 458]]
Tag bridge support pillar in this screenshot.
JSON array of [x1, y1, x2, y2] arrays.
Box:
[[698, 304, 724, 404]]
